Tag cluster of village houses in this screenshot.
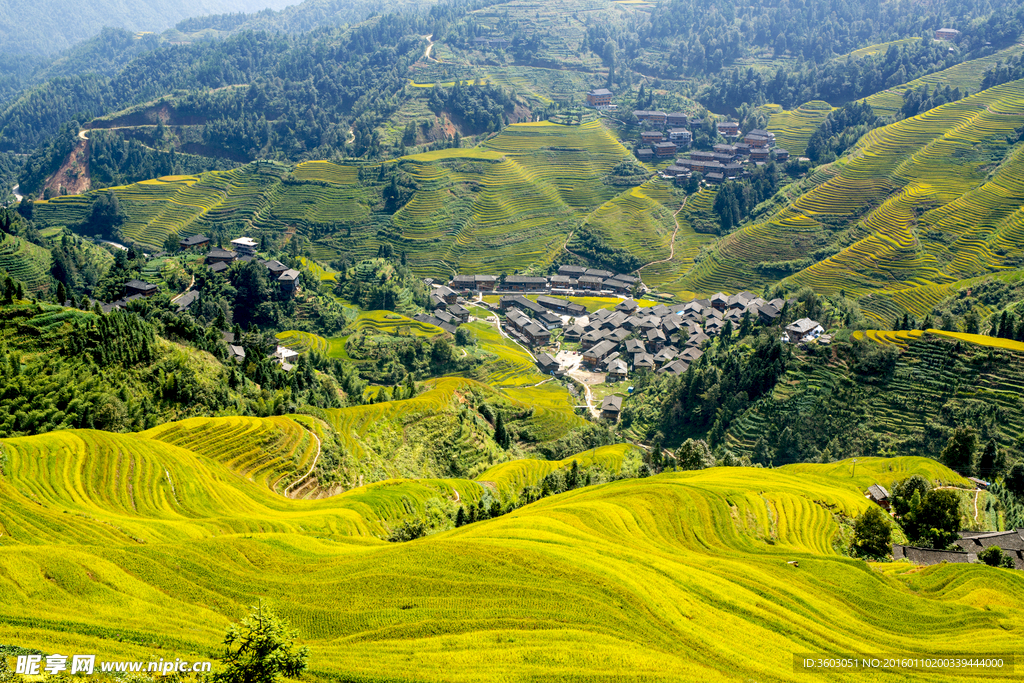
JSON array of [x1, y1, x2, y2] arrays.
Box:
[[430, 266, 826, 387], [584, 89, 790, 183]]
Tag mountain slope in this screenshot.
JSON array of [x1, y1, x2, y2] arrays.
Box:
[[0, 0, 295, 56], [0, 440, 1008, 682], [675, 80, 1024, 314]]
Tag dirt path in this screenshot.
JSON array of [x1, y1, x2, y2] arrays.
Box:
[[422, 34, 437, 62], [170, 272, 196, 304], [580, 381, 601, 419], [974, 489, 980, 523], [285, 428, 323, 498], [637, 195, 687, 275], [12, 185, 22, 202]]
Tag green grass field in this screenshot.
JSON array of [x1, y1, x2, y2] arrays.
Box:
[[1, 433, 1018, 682]]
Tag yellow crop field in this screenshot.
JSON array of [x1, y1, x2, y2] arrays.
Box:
[[855, 328, 1024, 353], [0, 438, 1016, 682]]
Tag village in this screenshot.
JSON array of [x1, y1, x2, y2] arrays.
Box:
[[585, 88, 791, 184], [426, 266, 828, 421]]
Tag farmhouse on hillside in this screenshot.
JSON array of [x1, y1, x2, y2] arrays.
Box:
[[783, 318, 824, 343]]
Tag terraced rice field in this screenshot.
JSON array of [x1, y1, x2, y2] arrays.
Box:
[[641, 186, 717, 296], [576, 178, 682, 267], [0, 235, 52, 292], [389, 121, 632, 277], [855, 328, 1024, 353], [33, 164, 287, 249], [865, 43, 1024, 117], [679, 80, 1024, 312], [476, 444, 631, 495], [2, 433, 1017, 682], [767, 100, 833, 155], [143, 415, 323, 495], [732, 334, 1024, 463]]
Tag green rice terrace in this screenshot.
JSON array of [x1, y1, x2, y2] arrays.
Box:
[[682, 80, 1024, 318], [3, 423, 1020, 682]]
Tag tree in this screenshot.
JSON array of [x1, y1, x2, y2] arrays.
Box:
[[455, 506, 467, 527], [904, 489, 961, 549], [977, 438, 1002, 479], [164, 232, 181, 254], [676, 438, 714, 470], [494, 411, 510, 449], [852, 506, 892, 558], [1004, 462, 1024, 498], [978, 545, 1015, 568], [890, 475, 930, 517], [941, 427, 976, 476], [455, 326, 475, 346], [216, 602, 308, 683]]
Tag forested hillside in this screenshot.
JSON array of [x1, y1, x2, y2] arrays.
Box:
[[0, 0, 294, 56]]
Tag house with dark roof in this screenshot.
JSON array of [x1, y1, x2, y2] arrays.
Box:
[[578, 276, 606, 291], [633, 110, 667, 124], [558, 265, 587, 278], [448, 303, 470, 323], [175, 290, 200, 313], [228, 344, 246, 362], [535, 352, 559, 373], [636, 148, 655, 161], [563, 324, 585, 340], [125, 280, 158, 298], [659, 359, 689, 375], [538, 312, 563, 329], [179, 234, 210, 250], [207, 248, 237, 264], [641, 130, 665, 143], [601, 395, 623, 420], [278, 269, 300, 293], [633, 353, 655, 370], [784, 318, 824, 343], [583, 340, 617, 366], [264, 260, 289, 278], [586, 88, 613, 106], [208, 261, 229, 275], [504, 276, 548, 292], [867, 484, 890, 509], [522, 323, 551, 346], [654, 141, 678, 157], [606, 358, 628, 381], [666, 112, 689, 126], [616, 299, 640, 314], [434, 285, 458, 304]]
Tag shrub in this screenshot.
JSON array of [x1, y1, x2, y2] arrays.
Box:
[[978, 545, 1015, 568]]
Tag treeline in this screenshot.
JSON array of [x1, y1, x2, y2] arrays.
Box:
[[0, 18, 431, 161], [89, 132, 236, 188], [805, 101, 879, 162], [566, 224, 643, 274], [708, 163, 781, 234], [624, 331, 788, 449], [699, 40, 963, 113], [427, 82, 517, 134], [586, 0, 1024, 81]]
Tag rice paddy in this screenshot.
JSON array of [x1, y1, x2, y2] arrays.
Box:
[[678, 79, 1024, 315], [767, 100, 833, 155], [1, 432, 1018, 682]]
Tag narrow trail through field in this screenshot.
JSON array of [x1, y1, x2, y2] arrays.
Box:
[[637, 194, 687, 276], [974, 489, 980, 523], [12, 185, 22, 202], [491, 317, 536, 361], [285, 427, 322, 497]]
